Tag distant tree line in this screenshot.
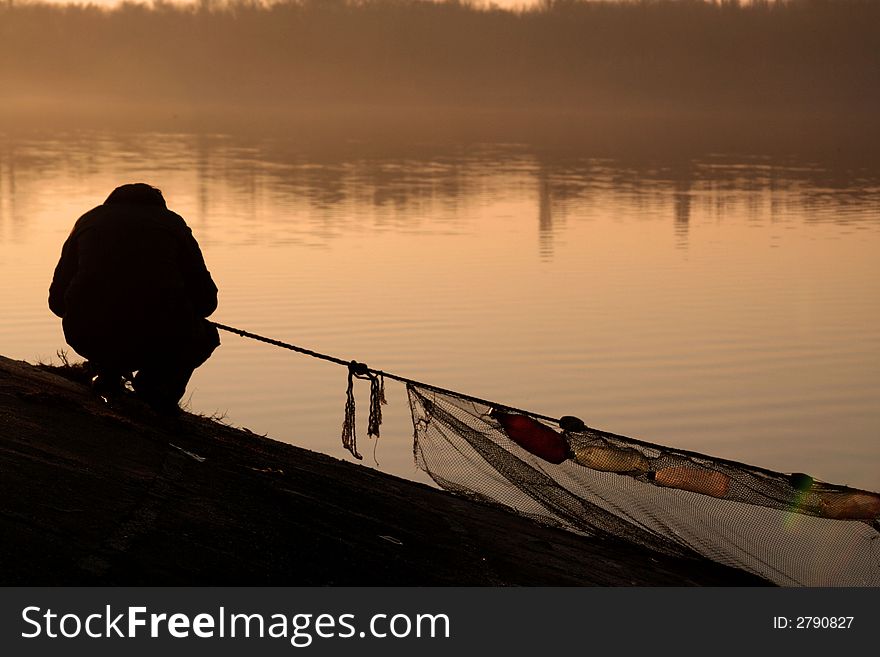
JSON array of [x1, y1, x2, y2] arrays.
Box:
[[2, 0, 877, 115]]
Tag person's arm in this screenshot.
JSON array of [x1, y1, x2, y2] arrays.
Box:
[[48, 231, 79, 318]]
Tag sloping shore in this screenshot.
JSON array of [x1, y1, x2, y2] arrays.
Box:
[[0, 355, 764, 586]]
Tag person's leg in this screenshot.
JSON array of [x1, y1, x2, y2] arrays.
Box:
[[133, 320, 220, 413], [89, 361, 127, 399], [133, 365, 188, 414], [81, 342, 136, 401]]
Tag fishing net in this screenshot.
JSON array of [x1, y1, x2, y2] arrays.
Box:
[[408, 384, 880, 586], [210, 323, 880, 586]]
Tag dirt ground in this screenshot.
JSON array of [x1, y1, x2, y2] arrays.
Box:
[[0, 354, 765, 585]]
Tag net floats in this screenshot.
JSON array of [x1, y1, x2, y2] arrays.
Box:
[[817, 491, 880, 520], [650, 466, 731, 499], [491, 410, 569, 464], [789, 473, 880, 520], [562, 415, 651, 473], [572, 444, 651, 474], [493, 409, 879, 519]]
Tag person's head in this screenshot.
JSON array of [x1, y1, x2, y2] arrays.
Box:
[[104, 183, 167, 208]]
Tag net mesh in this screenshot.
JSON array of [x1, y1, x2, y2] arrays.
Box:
[[408, 384, 880, 586]]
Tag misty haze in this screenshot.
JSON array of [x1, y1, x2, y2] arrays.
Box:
[[2, 0, 879, 118]]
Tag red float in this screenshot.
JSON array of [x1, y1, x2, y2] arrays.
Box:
[[492, 411, 569, 464]]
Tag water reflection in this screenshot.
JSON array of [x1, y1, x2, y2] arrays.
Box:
[[537, 169, 554, 260], [1, 127, 879, 492], [671, 172, 693, 249], [4, 131, 880, 248]]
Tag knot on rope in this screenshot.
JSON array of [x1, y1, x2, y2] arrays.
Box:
[[341, 360, 386, 460]]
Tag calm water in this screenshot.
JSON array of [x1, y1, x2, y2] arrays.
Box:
[[2, 126, 878, 491]]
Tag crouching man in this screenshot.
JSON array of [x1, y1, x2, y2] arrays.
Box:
[[49, 183, 220, 413]]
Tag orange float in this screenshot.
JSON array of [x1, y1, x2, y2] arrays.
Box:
[[651, 466, 730, 499], [818, 491, 880, 521]]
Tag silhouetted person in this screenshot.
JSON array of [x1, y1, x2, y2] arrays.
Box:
[[49, 183, 219, 413]]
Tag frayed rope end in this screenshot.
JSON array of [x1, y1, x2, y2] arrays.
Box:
[[341, 361, 385, 460]]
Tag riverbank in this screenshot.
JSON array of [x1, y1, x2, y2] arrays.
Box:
[[0, 354, 763, 585]]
